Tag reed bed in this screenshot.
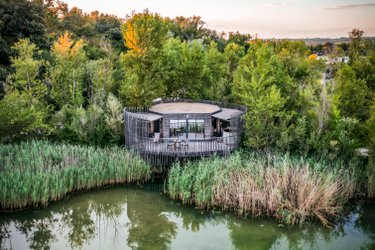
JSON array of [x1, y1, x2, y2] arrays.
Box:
[[167, 151, 356, 226], [0, 141, 151, 211], [366, 159, 375, 198]]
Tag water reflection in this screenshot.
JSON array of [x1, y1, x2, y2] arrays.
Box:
[[355, 202, 375, 249], [0, 182, 374, 250], [126, 185, 177, 249]]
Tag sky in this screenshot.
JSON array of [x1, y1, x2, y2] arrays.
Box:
[[62, 0, 375, 38]]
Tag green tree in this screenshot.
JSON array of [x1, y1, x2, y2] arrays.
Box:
[[7, 39, 47, 100], [227, 31, 251, 50], [203, 41, 225, 100], [222, 42, 245, 101], [168, 16, 211, 43], [86, 58, 114, 104], [159, 39, 206, 99], [119, 10, 168, 106], [177, 40, 207, 98], [122, 10, 168, 53], [232, 42, 299, 149], [334, 64, 371, 121], [368, 100, 375, 152], [0, 0, 47, 66], [52, 93, 123, 145], [348, 28, 365, 61], [0, 91, 50, 142], [61, 7, 95, 39], [50, 32, 87, 108]]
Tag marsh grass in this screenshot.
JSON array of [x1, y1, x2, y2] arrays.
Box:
[[167, 151, 357, 226], [366, 158, 375, 198], [0, 141, 151, 211]]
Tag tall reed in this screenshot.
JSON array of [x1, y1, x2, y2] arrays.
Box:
[[167, 151, 356, 226], [0, 140, 151, 211]]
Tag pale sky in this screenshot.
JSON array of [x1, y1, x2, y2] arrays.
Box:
[[63, 0, 375, 38]]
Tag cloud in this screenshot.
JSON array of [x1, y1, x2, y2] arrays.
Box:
[[323, 3, 375, 10], [265, 2, 289, 8]]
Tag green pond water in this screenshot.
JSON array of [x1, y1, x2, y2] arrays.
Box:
[[1, 181, 374, 250]]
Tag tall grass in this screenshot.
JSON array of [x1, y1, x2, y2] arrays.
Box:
[[167, 151, 357, 226], [0, 141, 151, 211], [366, 158, 375, 198]]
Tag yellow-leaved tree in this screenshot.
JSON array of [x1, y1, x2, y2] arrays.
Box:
[[50, 32, 86, 108]]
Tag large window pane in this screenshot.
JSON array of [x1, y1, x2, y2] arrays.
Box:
[[169, 120, 186, 138], [169, 119, 206, 139], [188, 119, 205, 139]]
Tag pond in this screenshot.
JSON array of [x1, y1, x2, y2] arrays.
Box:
[[1, 181, 374, 250]]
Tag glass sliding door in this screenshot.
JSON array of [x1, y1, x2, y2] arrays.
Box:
[[188, 119, 205, 139], [169, 119, 205, 139], [169, 120, 186, 139]]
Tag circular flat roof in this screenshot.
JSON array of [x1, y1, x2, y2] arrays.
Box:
[[149, 102, 221, 114]]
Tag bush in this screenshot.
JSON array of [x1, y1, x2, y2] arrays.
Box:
[[0, 92, 50, 142]]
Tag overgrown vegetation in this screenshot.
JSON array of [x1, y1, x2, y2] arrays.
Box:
[[1, 2, 373, 161], [0, 0, 374, 225], [0, 141, 151, 211], [167, 152, 368, 226]]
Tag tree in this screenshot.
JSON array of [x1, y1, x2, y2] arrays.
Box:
[[222, 42, 245, 101], [43, 0, 68, 35], [119, 10, 169, 106], [368, 100, 375, 152], [227, 31, 251, 51], [334, 64, 371, 121], [61, 7, 95, 38], [349, 28, 365, 61], [6, 39, 46, 100], [121, 10, 168, 53], [0, 91, 50, 142], [158, 39, 206, 99], [232, 42, 299, 149], [52, 93, 123, 145], [0, 0, 47, 66], [50, 32, 86, 108], [203, 41, 225, 100], [169, 16, 209, 42], [86, 58, 114, 104]]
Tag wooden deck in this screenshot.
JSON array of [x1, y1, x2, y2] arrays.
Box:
[[134, 138, 237, 157]]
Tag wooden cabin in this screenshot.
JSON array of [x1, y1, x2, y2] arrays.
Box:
[[124, 99, 246, 166]]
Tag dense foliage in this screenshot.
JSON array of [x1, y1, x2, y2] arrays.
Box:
[[0, 1, 374, 164], [0, 141, 151, 210]]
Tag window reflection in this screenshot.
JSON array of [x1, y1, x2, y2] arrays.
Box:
[[169, 119, 205, 139], [169, 120, 186, 138], [188, 119, 204, 139]]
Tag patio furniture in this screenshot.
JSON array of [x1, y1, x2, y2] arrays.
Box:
[[153, 132, 160, 143], [167, 140, 174, 149], [181, 139, 189, 149], [174, 139, 181, 150]]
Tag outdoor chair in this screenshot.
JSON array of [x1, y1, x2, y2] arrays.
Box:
[[216, 137, 224, 143], [174, 139, 181, 150], [182, 139, 189, 149], [167, 140, 174, 149], [153, 132, 160, 143]]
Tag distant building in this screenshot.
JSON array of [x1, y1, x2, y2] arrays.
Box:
[[333, 56, 350, 64]]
